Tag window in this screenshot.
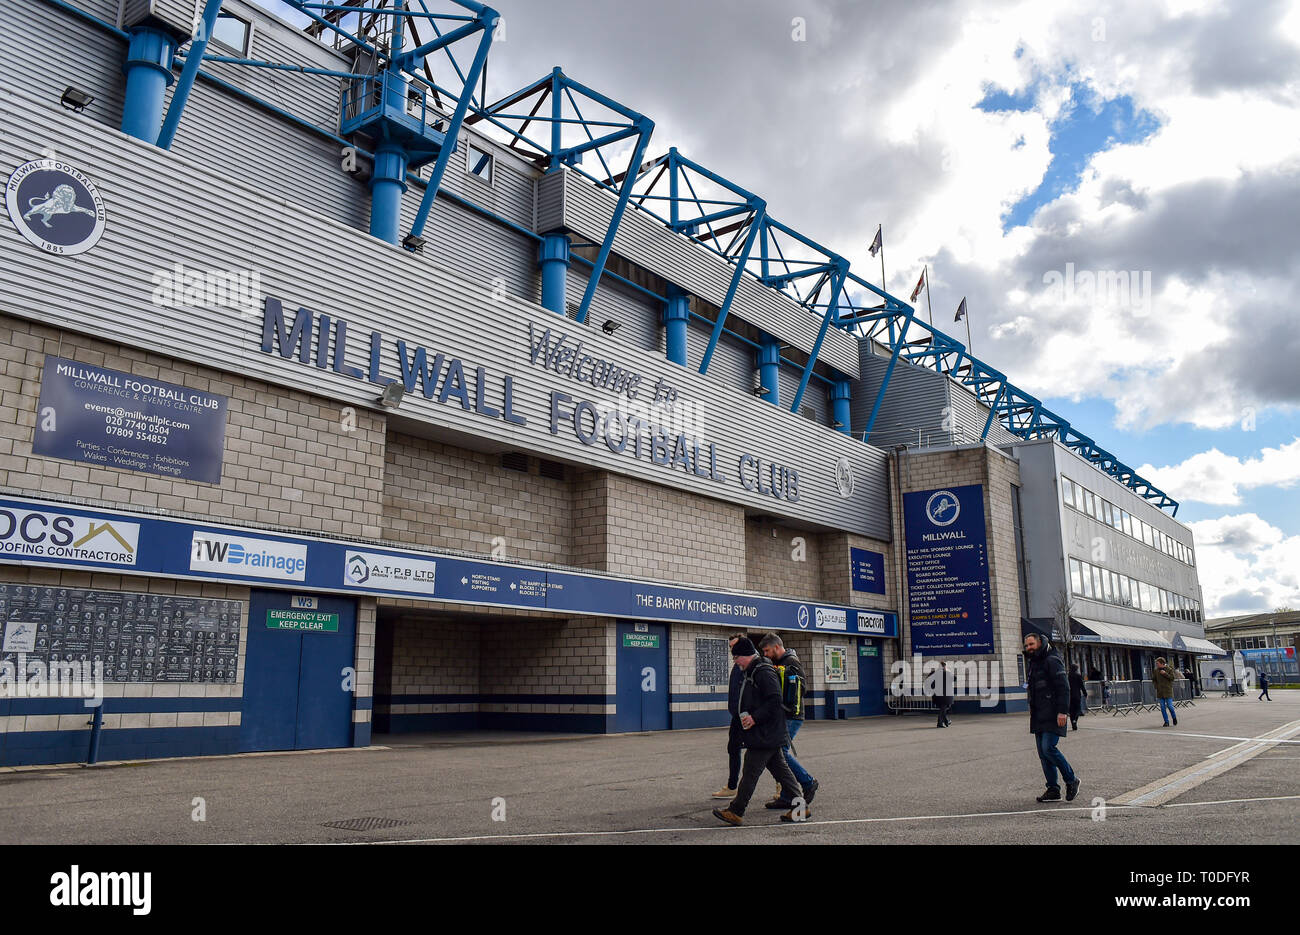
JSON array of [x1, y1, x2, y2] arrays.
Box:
[[465, 143, 493, 184], [1070, 558, 1084, 596], [1091, 566, 1104, 600], [1102, 571, 1115, 603], [1081, 564, 1094, 598], [1101, 501, 1112, 526], [1083, 490, 1094, 516], [1122, 511, 1133, 537], [210, 11, 251, 56], [1120, 576, 1132, 607], [1061, 478, 1074, 508]]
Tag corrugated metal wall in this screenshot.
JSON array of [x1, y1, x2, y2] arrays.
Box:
[[0, 84, 894, 539], [0, 0, 128, 130]]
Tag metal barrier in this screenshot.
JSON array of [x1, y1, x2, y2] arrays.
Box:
[[886, 694, 936, 715], [1083, 679, 1195, 716]]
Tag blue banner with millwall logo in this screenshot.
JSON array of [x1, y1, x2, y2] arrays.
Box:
[[903, 484, 994, 654]]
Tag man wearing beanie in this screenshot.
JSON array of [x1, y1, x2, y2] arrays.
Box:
[[712, 637, 806, 825]]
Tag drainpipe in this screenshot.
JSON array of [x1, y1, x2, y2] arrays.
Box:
[[538, 233, 570, 314], [664, 287, 690, 365], [120, 27, 176, 143], [757, 333, 780, 406], [831, 375, 852, 435], [369, 141, 409, 245]]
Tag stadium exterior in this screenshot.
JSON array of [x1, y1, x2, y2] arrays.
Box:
[[0, 0, 1212, 765]]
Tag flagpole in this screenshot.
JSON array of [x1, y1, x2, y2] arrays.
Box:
[[878, 224, 886, 296], [924, 263, 934, 327], [965, 300, 973, 355]]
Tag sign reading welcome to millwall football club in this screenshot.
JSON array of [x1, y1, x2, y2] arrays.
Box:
[[903, 485, 994, 654]]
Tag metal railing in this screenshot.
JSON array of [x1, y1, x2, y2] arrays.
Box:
[[1084, 679, 1194, 716]]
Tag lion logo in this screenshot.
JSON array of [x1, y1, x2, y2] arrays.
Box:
[[23, 183, 97, 228], [5, 159, 106, 255]]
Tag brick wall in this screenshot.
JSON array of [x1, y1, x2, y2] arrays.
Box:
[[0, 315, 386, 538], [585, 472, 746, 588], [382, 433, 572, 564], [745, 519, 823, 599]]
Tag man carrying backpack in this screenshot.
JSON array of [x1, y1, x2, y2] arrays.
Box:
[[712, 637, 806, 826], [759, 632, 819, 806]]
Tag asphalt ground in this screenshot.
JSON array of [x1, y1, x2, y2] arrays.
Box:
[[1, 693, 1296, 846]]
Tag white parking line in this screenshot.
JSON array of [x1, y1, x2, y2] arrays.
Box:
[[326, 794, 1300, 844], [1113, 719, 1300, 807], [1081, 726, 1300, 744]]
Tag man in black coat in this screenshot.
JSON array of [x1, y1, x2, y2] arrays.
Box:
[[712, 632, 748, 799], [713, 638, 805, 825], [1024, 633, 1080, 803]]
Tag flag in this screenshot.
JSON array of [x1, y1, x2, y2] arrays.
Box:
[[910, 268, 926, 303], [868, 226, 882, 258], [955, 297, 968, 322]]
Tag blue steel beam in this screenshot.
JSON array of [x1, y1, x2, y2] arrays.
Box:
[[790, 261, 847, 413], [406, 12, 496, 246], [156, 0, 223, 150], [575, 119, 654, 322], [698, 203, 765, 374]]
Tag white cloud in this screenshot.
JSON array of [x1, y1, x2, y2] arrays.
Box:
[[1139, 437, 1300, 504], [1188, 513, 1300, 616]]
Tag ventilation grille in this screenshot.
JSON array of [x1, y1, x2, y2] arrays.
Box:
[[538, 459, 565, 481], [500, 451, 529, 473]]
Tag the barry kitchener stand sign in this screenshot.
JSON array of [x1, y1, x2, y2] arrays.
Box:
[[31, 356, 228, 484]]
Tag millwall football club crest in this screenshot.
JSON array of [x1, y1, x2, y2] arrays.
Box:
[[5, 159, 106, 256], [834, 456, 855, 498]]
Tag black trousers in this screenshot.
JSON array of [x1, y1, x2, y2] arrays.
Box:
[[726, 723, 742, 788], [936, 698, 951, 726], [729, 745, 800, 816]]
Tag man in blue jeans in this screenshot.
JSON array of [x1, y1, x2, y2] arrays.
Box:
[[1153, 657, 1178, 726], [1024, 633, 1079, 803], [759, 633, 818, 807]]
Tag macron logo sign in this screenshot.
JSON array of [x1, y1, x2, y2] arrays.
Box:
[[190, 532, 307, 581]]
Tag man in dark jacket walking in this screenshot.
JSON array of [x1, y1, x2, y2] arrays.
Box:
[[759, 633, 818, 804], [1024, 633, 1079, 803], [1258, 671, 1272, 701], [713, 638, 805, 825], [712, 632, 748, 799], [935, 660, 953, 728], [1068, 663, 1087, 730]]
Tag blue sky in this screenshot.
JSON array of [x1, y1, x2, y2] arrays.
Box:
[[978, 81, 1161, 232]]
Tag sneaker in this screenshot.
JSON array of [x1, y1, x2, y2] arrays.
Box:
[[1036, 787, 1061, 803], [712, 808, 743, 826], [1065, 779, 1080, 801], [780, 807, 811, 822], [1172, 717, 1178, 726], [765, 796, 795, 809], [711, 786, 737, 799], [802, 779, 819, 804]]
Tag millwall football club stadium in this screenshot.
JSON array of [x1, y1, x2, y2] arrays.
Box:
[[0, 0, 1217, 767]]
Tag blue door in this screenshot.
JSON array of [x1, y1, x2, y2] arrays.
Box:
[[240, 591, 357, 752], [615, 622, 669, 732], [857, 638, 887, 715]]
